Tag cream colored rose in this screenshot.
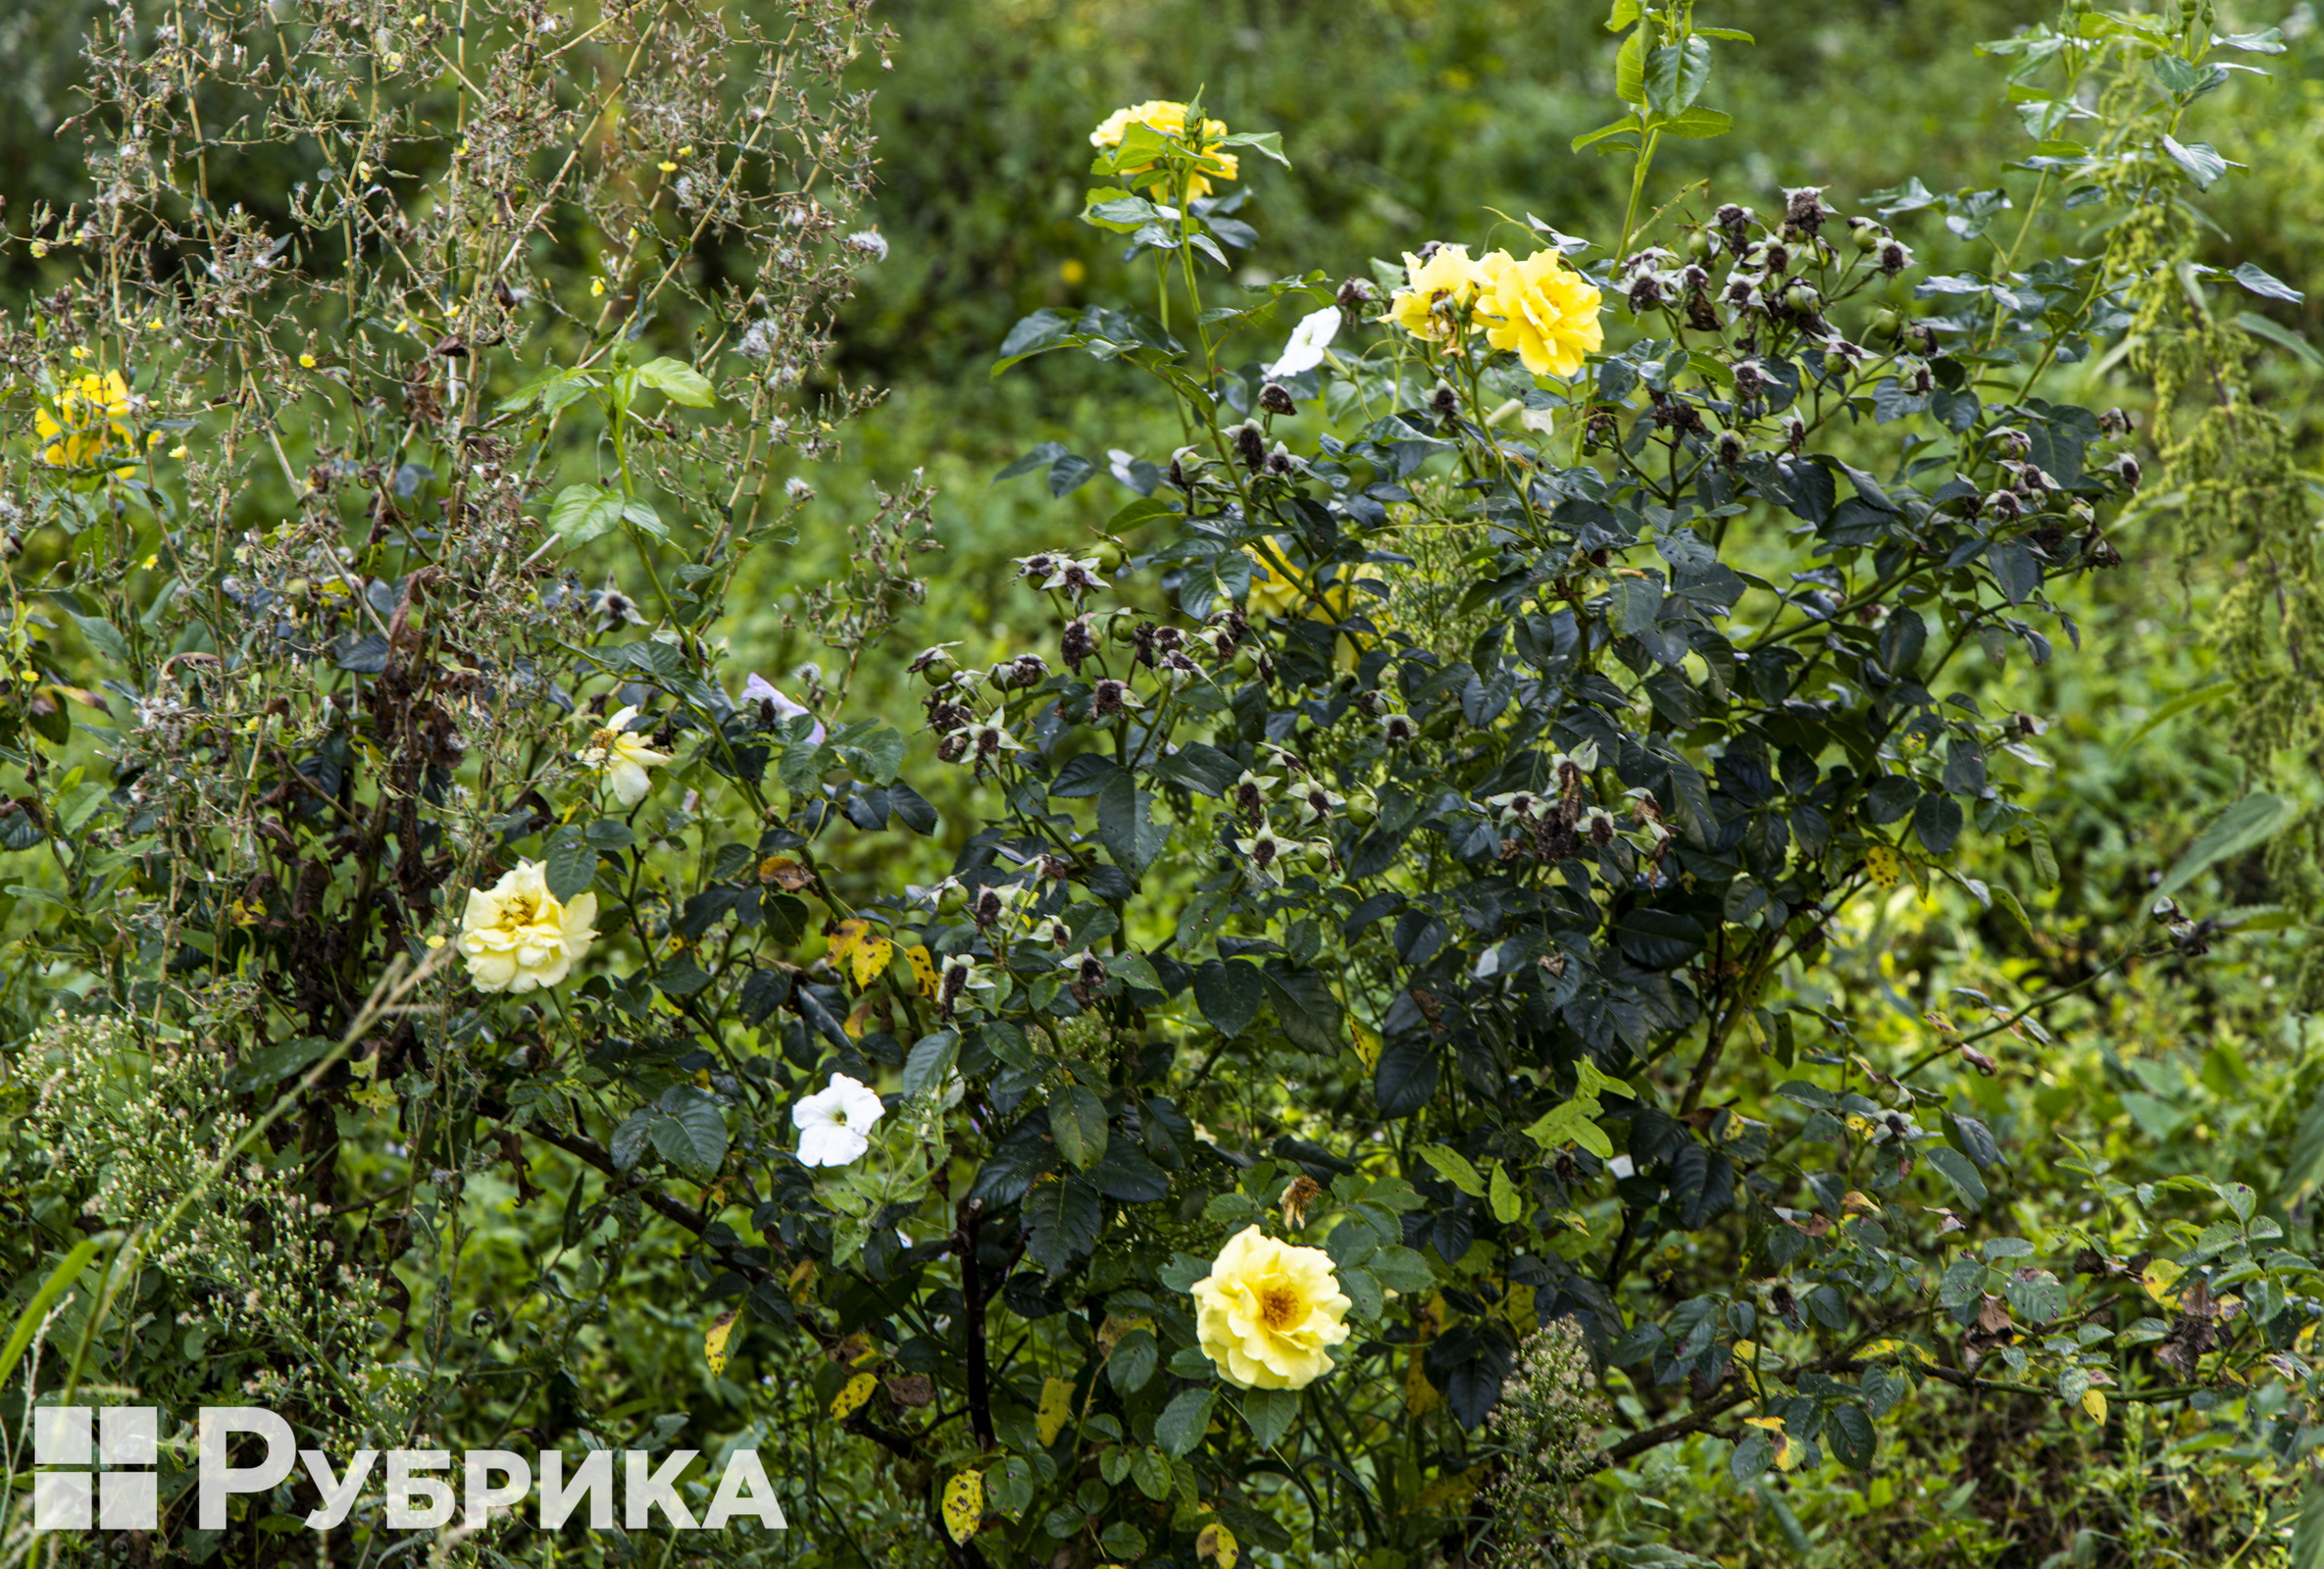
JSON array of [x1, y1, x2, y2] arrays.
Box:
[[456, 859, 598, 993], [1189, 1225, 1351, 1390], [578, 705, 673, 806]]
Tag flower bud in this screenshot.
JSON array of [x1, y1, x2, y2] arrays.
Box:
[[1851, 221, 1885, 254], [1302, 842, 1334, 873], [1258, 381, 1296, 416], [1337, 276, 1377, 311], [1232, 647, 1260, 681], [936, 882, 970, 915], [2113, 453, 2141, 490], [1686, 227, 1715, 262], [1878, 240, 1912, 275], [1984, 489, 2023, 523], [1871, 308, 1902, 339], [1233, 421, 1267, 472], [1783, 281, 1820, 315]]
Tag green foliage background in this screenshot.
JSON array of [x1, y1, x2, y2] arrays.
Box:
[[1, 1, 2323, 1566]]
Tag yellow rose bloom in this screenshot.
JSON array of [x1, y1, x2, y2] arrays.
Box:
[[577, 704, 674, 806], [36, 370, 138, 474], [1386, 245, 1490, 347], [457, 859, 598, 993], [1189, 1226, 1351, 1390], [1474, 247, 1604, 379], [1088, 100, 1239, 198]]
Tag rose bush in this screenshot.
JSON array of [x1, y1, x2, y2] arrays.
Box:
[[2, 2, 2322, 1567]]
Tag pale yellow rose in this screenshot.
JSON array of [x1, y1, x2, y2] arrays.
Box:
[[1189, 1225, 1351, 1390], [1387, 245, 1490, 346], [578, 705, 673, 806], [1088, 100, 1239, 198], [1474, 247, 1604, 379], [457, 860, 598, 993]]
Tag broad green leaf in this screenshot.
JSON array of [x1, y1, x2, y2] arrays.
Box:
[[1153, 1387, 1215, 1457], [1417, 1144, 1486, 1198], [1049, 1084, 1109, 1171], [1240, 1387, 1299, 1449], [548, 483, 625, 544], [634, 356, 716, 407], [1925, 1144, 1988, 1206], [1655, 105, 1735, 138], [1489, 1161, 1524, 1224]]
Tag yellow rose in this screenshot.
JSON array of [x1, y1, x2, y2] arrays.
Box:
[[1189, 1226, 1351, 1390], [457, 860, 598, 993], [577, 704, 674, 806], [36, 370, 138, 474], [1387, 245, 1490, 346], [1473, 247, 1604, 379], [1088, 100, 1239, 198]]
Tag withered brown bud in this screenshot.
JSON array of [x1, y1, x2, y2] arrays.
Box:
[[1337, 277, 1376, 310], [1233, 422, 1266, 472], [1258, 381, 1296, 416]]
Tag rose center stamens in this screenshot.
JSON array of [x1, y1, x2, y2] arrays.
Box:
[[1259, 1285, 1302, 1330]]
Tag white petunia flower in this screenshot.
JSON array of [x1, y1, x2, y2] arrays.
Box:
[[1266, 305, 1342, 379], [793, 1073, 884, 1167]]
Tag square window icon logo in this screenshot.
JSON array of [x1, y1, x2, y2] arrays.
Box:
[[33, 1406, 158, 1532]]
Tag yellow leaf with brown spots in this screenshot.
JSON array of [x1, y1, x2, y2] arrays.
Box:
[[1036, 1375, 1075, 1444], [941, 1471, 984, 1544], [904, 942, 939, 999], [704, 1310, 738, 1377], [830, 1371, 877, 1421]]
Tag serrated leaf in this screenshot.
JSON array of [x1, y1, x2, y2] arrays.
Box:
[[1656, 104, 1733, 138], [634, 356, 716, 407], [1925, 1144, 1988, 1206], [1418, 1144, 1487, 1198], [1049, 1084, 1110, 1172], [544, 832, 598, 902], [1489, 1162, 1523, 1224], [1154, 1387, 1215, 1457], [548, 483, 625, 544], [651, 1088, 729, 1179]]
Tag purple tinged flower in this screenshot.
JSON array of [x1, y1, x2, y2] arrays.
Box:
[[740, 674, 826, 745]]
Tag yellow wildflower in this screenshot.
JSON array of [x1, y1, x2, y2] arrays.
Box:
[[1089, 100, 1239, 198], [1474, 247, 1603, 378], [35, 371, 138, 475], [1386, 245, 1490, 347], [456, 859, 598, 993], [1189, 1226, 1351, 1390]]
